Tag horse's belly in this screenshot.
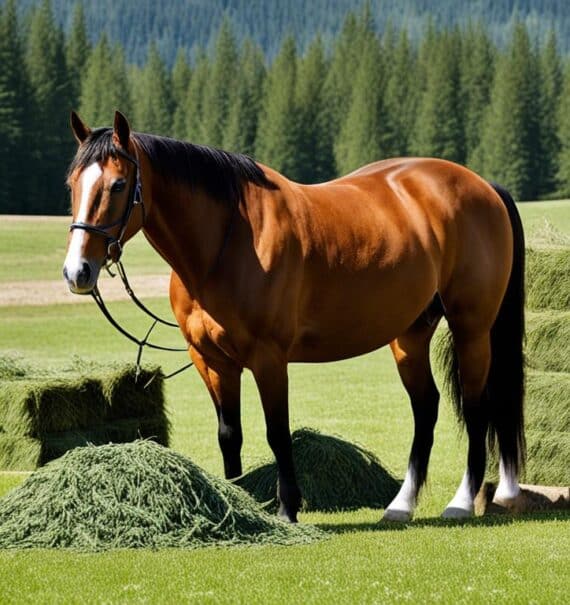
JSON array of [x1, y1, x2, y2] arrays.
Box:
[[289, 282, 431, 363]]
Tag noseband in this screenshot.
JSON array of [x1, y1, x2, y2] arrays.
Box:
[[69, 147, 145, 264]]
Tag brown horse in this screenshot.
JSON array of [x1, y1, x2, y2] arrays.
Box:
[[64, 111, 525, 522]]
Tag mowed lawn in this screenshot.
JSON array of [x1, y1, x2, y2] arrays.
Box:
[[0, 201, 568, 604]]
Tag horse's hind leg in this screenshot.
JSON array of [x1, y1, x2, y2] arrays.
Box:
[[384, 319, 440, 522], [190, 346, 243, 479], [442, 328, 491, 518]]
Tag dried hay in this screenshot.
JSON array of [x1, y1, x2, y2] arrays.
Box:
[[0, 356, 169, 470], [236, 427, 400, 512], [527, 219, 570, 249], [0, 440, 323, 550], [525, 430, 570, 485], [526, 246, 570, 311], [526, 312, 570, 373], [525, 371, 570, 432]]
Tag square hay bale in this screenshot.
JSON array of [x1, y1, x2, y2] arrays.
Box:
[[525, 371, 570, 432], [0, 376, 106, 437], [526, 247, 570, 311], [0, 358, 169, 470], [101, 365, 165, 419], [0, 435, 41, 471], [525, 430, 570, 485], [526, 312, 570, 373]]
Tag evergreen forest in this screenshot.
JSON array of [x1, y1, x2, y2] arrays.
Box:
[[1, 0, 570, 214]]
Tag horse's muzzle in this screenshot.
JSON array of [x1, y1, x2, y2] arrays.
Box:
[[63, 259, 98, 294]]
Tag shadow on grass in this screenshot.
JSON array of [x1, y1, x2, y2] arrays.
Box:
[[316, 509, 570, 535]]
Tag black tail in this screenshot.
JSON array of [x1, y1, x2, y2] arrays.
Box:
[[486, 182, 526, 475], [437, 183, 526, 475]]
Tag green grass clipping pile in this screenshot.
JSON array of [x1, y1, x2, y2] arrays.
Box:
[[0, 440, 323, 550], [236, 428, 400, 512]]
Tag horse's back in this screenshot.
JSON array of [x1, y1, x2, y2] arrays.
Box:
[[278, 158, 513, 361]]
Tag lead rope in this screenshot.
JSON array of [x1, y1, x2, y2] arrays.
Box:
[[91, 285, 193, 387]]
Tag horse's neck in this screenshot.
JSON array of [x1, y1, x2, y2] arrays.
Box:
[[143, 178, 230, 294]]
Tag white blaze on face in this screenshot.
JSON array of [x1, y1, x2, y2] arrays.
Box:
[[63, 162, 102, 290]]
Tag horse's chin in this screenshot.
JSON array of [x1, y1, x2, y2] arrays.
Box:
[[67, 283, 96, 295]]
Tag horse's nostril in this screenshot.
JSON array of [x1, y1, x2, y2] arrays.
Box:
[[79, 262, 91, 284], [63, 266, 69, 281]]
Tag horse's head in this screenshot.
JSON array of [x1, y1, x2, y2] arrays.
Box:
[[63, 111, 144, 294]]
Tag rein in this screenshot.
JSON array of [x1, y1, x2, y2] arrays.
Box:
[[68, 146, 193, 386]]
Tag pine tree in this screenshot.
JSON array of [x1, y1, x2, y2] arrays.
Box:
[[255, 36, 300, 178], [200, 17, 238, 147], [461, 23, 496, 165], [334, 34, 385, 175], [556, 62, 570, 197], [382, 28, 417, 156], [322, 9, 376, 157], [411, 30, 464, 163], [0, 0, 34, 213], [26, 0, 73, 214], [223, 39, 266, 156], [66, 2, 91, 110], [171, 49, 192, 139], [80, 34, 131, 126], [294, 35, 333, 183], [131, 43, 173, 134], [182, 51, 209, 144], [537, 31, 562, 196], [474, 22, 541, 200]]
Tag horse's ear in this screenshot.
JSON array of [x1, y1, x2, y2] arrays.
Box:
[[113, 111, 131, 150], [70, 111, 91, 144]]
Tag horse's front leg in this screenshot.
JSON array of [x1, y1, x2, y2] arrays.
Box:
[[251, 347, 301, 522], [190, 346, 243, 479]]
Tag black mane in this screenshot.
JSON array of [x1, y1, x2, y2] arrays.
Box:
[[68, 128, 276, 206]]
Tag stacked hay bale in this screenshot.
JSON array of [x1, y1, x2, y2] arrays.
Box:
[[525, 240, 570, 484], [236, 427, 400, 512], [0, 440, 323, 550], [0, 356, 168, 470]]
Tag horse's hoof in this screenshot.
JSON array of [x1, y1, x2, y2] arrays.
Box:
[[278, 505, 298, 523], [383, 508, 412, 522], [441, 506, 473, 519]]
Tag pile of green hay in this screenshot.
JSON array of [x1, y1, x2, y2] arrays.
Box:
[[526, 246, 570, 311], [236, 428, 400, 512], [0, 440, 323, 550], [0, 356, 169, 470]]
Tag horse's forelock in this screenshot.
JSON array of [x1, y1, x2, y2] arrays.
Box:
[[67, 128, 116, 179]]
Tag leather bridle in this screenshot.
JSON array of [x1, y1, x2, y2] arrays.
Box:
[[69, 147, 145, 265]]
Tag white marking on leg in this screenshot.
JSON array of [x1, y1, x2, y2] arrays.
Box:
[[442, 471, 474, 518], [384, 466, 417, 521], [494, 459, 520, 502], [64, 163, 102, 287]]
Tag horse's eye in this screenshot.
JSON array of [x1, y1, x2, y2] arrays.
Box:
[[111, 179, 126, 193]]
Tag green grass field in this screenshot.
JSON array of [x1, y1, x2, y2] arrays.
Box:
[[0, 202, 568, 604]]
